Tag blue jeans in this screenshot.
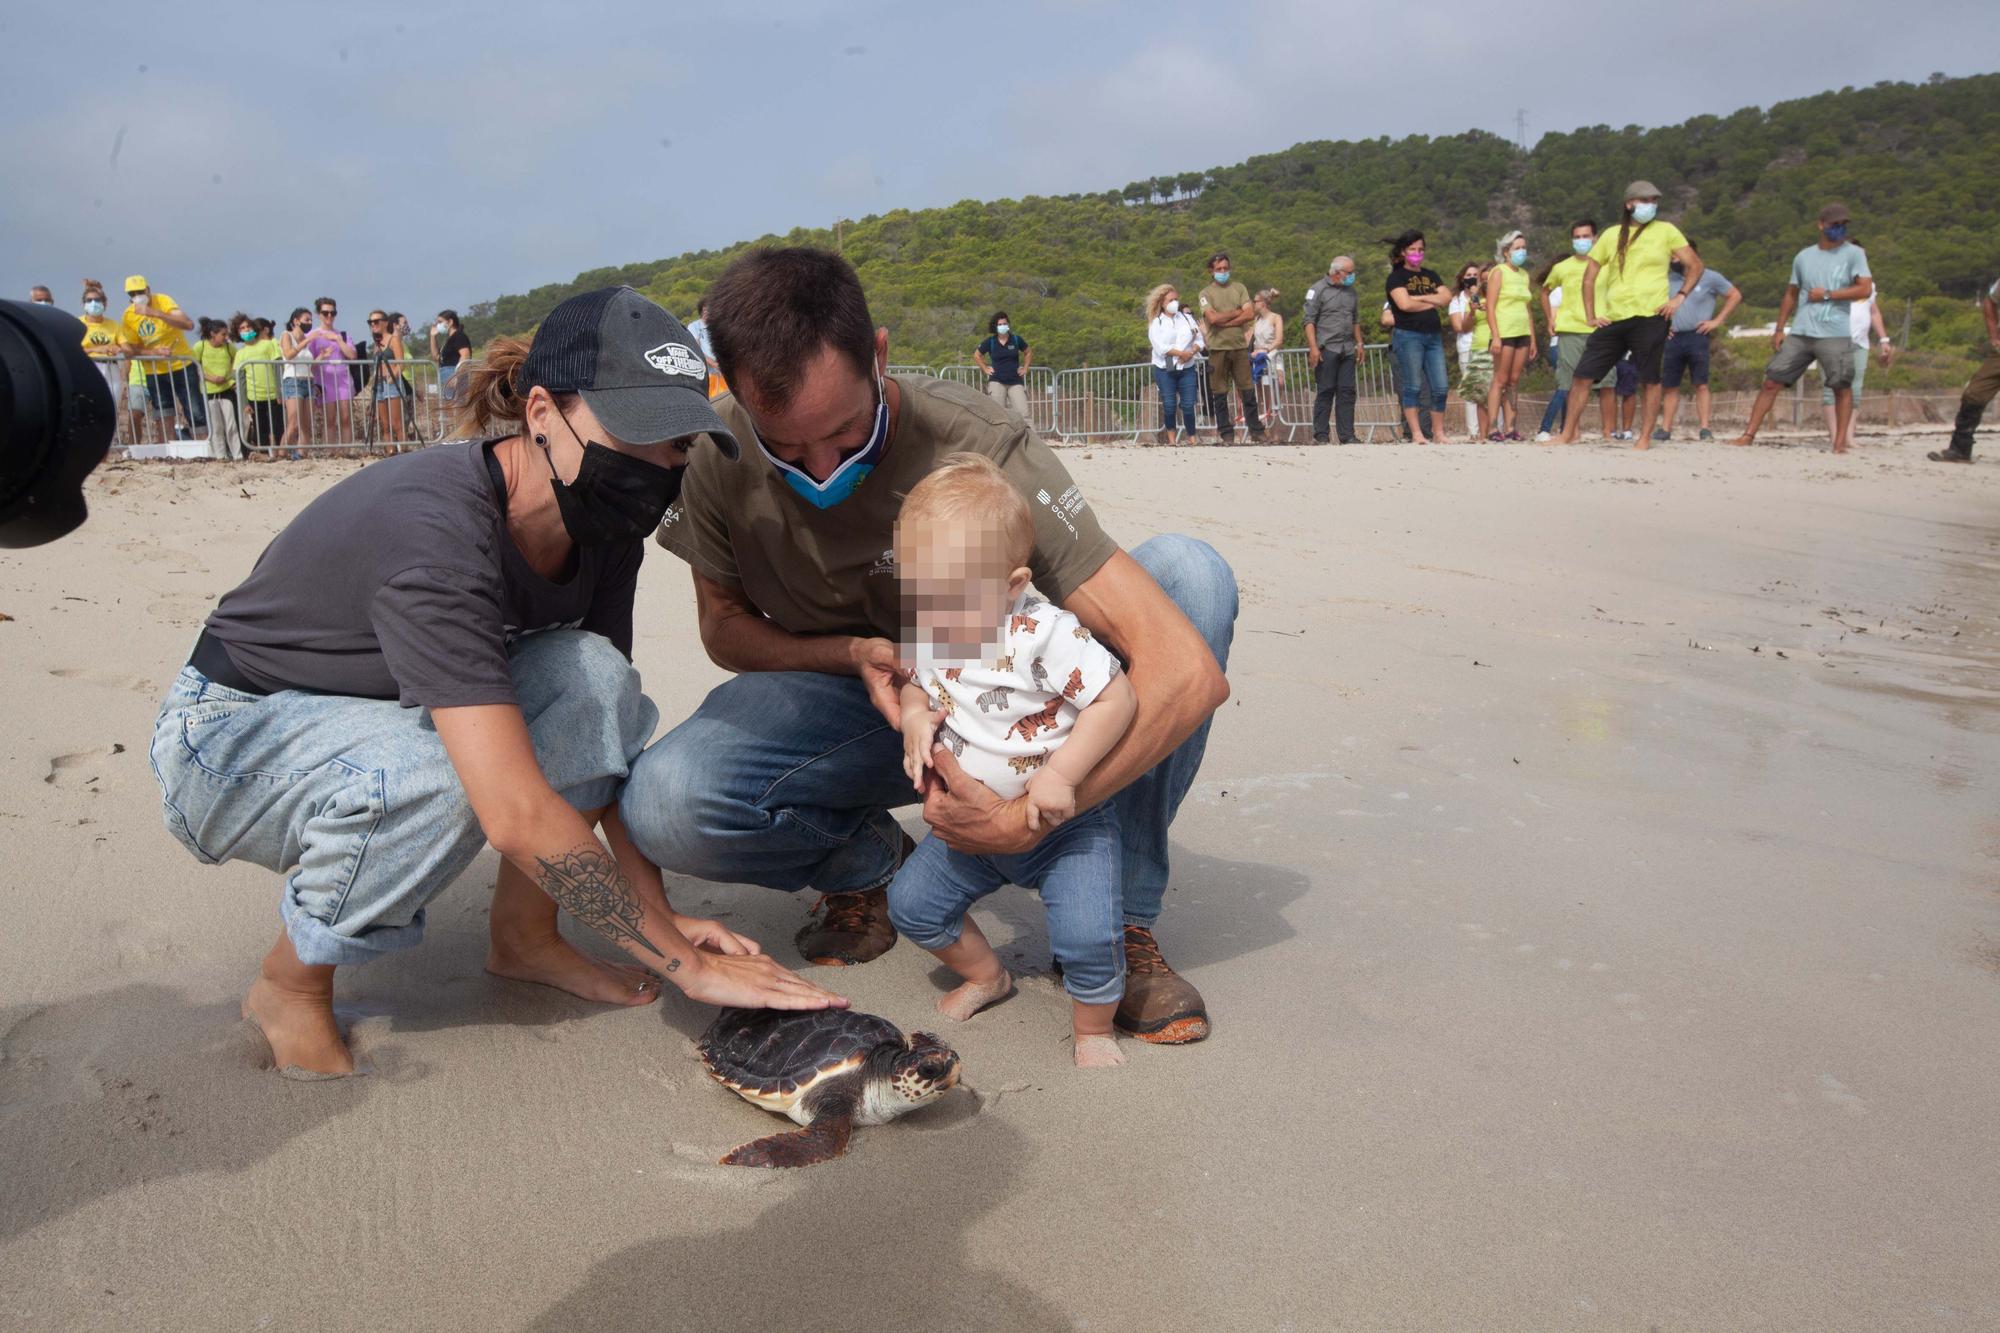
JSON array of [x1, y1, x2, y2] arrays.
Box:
[[149, 631, 658, 966], [620, 534, 1238, 927], [888, 808, 1124, 1004], [144, 363, 208, 428], [1389, 329, 1449, 411], [1538, 388, 1568, 436], [1153, 365, 1198, 436]]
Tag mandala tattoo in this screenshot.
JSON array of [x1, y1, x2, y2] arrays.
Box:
[[534, 848, 664, 959]]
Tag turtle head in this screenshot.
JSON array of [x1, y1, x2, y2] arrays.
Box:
[[885, 1031, 961, 1108]]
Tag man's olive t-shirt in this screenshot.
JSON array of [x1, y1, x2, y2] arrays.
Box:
[[657, 376, 1117, 640], [204, 440, 642, 708], [1198, 280, 1253, 351]]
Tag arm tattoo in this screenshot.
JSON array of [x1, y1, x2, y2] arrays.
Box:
[[532, 848, 665, 960]]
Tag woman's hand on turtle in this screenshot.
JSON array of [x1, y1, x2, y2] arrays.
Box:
[[674, 951, 850, 1010], [670, 911, 761, 957]]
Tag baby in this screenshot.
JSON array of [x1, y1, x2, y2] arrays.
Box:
[[885, 452, 1138, 1068]]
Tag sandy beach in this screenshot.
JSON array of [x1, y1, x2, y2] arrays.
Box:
[[2, 430, 1996, 1331]]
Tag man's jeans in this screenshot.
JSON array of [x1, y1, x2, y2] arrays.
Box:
[[1312, 349, 1357, 441], [620, 534, 1238, 928], [150, 631, 657, 966], [888, 807, 1124, 1004]]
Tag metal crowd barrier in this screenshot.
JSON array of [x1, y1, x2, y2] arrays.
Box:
[[936, 364, 1059, 433], [1267, 344, 1405, 441], [235, 357, 447, 456], [89, 353, 233, 459], [1051, 360, 1217, 442], [885, 363, 934, 377]]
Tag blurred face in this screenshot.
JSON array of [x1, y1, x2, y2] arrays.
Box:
[[896, 513, 1026, 662], [29, 287, 52, 305]]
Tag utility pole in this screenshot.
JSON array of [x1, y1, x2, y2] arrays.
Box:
[[1515, 108, 1529, 153]]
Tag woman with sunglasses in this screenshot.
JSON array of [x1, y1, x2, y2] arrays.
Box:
[[149, 288, 844, 1079], [366, 309, 407, 447], [305, 297, 358, 445]]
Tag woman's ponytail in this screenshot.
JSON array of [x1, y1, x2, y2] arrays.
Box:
[[453, 335, 532, 437]]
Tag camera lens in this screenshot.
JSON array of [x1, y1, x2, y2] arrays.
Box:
[[0, 299, 117, 548]]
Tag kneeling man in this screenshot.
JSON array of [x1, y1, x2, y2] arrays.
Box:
[[621, 247, 1237, 1043]]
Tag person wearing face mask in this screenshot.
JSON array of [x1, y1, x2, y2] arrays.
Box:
[[1302, 256, 1365, 444], [234, 314, 284, 454], [629, 247, 1235, 1048], [1381, 230, 1454, 444], [1554, 182, 1702, 448], [1657, 241, 1741, 442], [1198, 252, 1264, 444], [29, 285, 56, 306], [77, 280, 125, 407], [150, 287, 844, 1080], [1481, 231, 1539, 441], [973, 311, 1033, 421], [1732, 203, 1873, 451], [277, 308, 315, 457], [1447, 262, 1493, 440], [117, 274, 205, 443], [196, 316, 245, 460], [430, 309, 474, 405], [1535, 221, 1618, 441], [1146, 283, 1204, 444]]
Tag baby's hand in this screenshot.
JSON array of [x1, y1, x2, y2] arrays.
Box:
[[1024, 768, 1076, 832], [902, 709, 940, 792]]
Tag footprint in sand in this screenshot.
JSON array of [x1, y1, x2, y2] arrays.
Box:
[[44, 744, 125, 790], [145, 594, 213, 628], [49, 667, 155, 694]]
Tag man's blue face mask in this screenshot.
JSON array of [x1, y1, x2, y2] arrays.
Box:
[[752, 368, 890, 510]]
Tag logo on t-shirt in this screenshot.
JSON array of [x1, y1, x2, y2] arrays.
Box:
[[644, 342, 705, 379], [869, 548, 897, 577], [1036, 486, 1085, 539]]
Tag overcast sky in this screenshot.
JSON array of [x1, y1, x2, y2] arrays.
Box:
[[5, 2, 1996, 331]]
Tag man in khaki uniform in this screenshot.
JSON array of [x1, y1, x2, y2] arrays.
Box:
[[1931, 277, 2000, 463], [1198, 251, 1264, 444], [622, 246, 1238, 1045]]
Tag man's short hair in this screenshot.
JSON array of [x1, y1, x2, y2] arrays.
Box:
[[707, 247, 875, 411], [1328, 255, 1353, 274], [898, 452, 1033, 571], [1208, 251, 1231, 268]]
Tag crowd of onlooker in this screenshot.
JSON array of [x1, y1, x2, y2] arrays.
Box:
[[26, 278, 475, 458]]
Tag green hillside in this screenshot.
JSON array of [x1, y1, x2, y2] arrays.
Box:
[[467, 72, 2000, 384]]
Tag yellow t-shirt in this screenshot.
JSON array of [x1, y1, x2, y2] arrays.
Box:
[[120, 293, 194, 374], [199, 341, 237, 396], [1588, 221, 1688, 323], [80, 315, 123, 360], [1493, 264, 1532, 338], [1545, 257, 1593, 335], [234, 340, 282, 402]]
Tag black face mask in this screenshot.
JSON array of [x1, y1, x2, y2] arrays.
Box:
[[542, 411, 685, 545]]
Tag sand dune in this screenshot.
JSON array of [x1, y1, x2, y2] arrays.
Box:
[[2, 432, 1996, 1330]]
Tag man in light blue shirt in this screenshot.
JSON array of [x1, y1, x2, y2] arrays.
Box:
[[1658, 241, 1742, 440], [1733, 203, 1873, 451]]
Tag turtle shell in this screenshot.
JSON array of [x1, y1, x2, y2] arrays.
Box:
[[699, 1007, 904, 1111]]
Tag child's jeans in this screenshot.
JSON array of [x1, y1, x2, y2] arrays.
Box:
[[888, 806, 1124, 1005]]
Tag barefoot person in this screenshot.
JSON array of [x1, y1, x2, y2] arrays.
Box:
[[150, 288, 844, 1077], [1383, 231, 1453, 444], [1554, 181, 1703, 449], [1482, 232, 1538, 441], [1731, 204, 1873, 451], [885, 455, 1138, 1067], [621, 246, 1235, 1046]]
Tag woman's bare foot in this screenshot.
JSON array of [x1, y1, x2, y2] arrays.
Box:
[[487, 934, 660, 1006], [242, 974, 354, 1079], [936, 972, 1014, 1022], [1074, 1034, 1126, 1068], [1728, 434, 1754, 447]]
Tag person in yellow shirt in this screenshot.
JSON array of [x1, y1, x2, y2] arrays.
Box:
[[77, 279, 126, 407], [1534, 222, 1620, 441], [1481, 229, 1540, 440], [1553, 183, 1703, 448], [118, 274, 206, 441]]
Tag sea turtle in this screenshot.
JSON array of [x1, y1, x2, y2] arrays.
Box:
[[697, 1007, 962, 1167]]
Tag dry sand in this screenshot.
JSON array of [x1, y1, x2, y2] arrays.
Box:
[[1, 431, 1996, 1331]]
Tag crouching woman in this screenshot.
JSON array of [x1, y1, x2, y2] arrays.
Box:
[[150, 288, 844, 1077]]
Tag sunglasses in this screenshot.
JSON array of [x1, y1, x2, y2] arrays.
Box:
[[318, 308, 336, 317], [367, 317, 384, 325]]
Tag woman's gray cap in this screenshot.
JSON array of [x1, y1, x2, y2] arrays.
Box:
[[515, 287, 737, 455]]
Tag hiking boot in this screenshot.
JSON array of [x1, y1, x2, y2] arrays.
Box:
[[1114, 925, 1210, 1044], [1927, 448, 1973, 464], [1698, 428, 1714, 441], [795, 832, 913, 966]]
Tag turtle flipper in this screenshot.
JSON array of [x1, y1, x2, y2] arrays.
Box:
[[720, 1114, 853, 1168]]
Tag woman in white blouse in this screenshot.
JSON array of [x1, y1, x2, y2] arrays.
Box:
[[1146, 283, 1205, 444]]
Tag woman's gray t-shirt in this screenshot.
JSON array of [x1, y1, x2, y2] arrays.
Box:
[[203, 440, 641, 709]]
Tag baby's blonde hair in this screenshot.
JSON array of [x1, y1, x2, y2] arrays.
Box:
[[898, 451, 1034, 570]]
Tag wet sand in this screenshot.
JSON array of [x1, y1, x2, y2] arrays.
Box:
[[2, 433, 1996, 1330]]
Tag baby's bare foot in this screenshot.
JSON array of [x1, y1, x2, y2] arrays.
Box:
[[936, 972, 1014, 1022], [487, 935, 660, 1006], [242, 975, 354, 1078], [1073, 1034, 1125, 1068]]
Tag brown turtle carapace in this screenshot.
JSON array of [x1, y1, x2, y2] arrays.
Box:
[[698, 1008, 961, 1167]]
